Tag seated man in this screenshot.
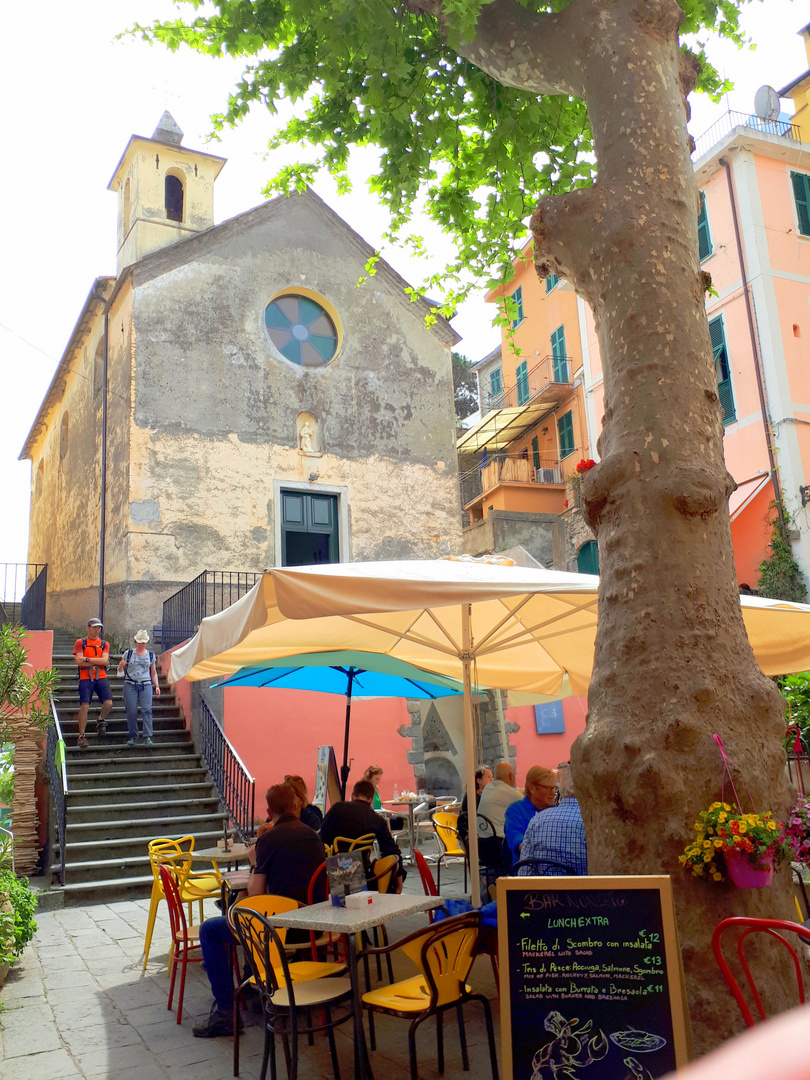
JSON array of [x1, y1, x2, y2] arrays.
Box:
[[504, 766, 558, 868], [517, 763, 587, 876], [460, 765, 493, 816], [321, 779, 404, 889], [193, 782, 326, 1038], [477, 760, 523, 837]]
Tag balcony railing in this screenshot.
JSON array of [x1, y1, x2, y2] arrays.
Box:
[[480, 353, 572, 416], [199, 696, 256, 842], [460, 453, 566, 508], [692, 110, 800, 161], [162, 571, 263, 653], [0, 563, 47, 630]]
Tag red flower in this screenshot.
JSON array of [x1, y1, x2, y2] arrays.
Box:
[[563, 500, 569, 508], [575, 458, 596, 475]]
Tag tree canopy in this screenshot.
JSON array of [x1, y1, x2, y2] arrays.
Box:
[[134, 0, 740, 310]]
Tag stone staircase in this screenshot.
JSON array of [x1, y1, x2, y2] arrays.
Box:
[[49, 630, 228, 905]]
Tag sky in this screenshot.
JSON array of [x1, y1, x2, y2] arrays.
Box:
[[0, 0, 806, 565]]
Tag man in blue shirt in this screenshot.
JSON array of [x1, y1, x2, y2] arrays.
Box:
[[503, 766, 558, 867], [518, 763, 587, 876]]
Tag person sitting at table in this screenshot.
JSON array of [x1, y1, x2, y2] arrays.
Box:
[[503, 766, 558, 867], [477, 760, 523, 837], [362, 763, 405, 829], [460, 764, 494, 815], [283, 773, 323, 832], [193, 781, 326, 1039], [517, 763, 587, 876], [321, 779, 405, 891]]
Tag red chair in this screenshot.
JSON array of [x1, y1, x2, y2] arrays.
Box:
[[413, 849, 439, 922], [159, 863, 204, 1024], [712, 916, 810, 1026]]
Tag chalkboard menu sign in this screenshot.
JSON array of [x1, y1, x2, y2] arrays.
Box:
[[497, 876, 689, 1080]]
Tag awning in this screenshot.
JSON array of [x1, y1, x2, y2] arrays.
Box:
[[456, 403, 552, 452], [729, 472, 772, 521]]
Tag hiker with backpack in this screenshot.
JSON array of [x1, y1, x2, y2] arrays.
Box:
[[117, 630, 160, 747], [73, 618, 113, 748]]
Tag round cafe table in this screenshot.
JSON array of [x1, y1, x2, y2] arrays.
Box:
[[382, 797, 424, 863], [192, 843, 251, 870]]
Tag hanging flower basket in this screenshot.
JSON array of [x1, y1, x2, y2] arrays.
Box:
[[724, 848, 774, 889]]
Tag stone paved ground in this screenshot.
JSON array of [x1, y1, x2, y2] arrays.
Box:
[[0, 861, 501, 1080]]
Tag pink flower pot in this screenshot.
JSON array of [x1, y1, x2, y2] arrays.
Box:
[[724, 848, 774, 888]]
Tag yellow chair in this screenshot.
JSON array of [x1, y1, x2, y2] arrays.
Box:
[[360, 912, 499, 1080], [142, 837, 222, 970], [431, 811, 467, 892], [228, 893, 348, 1077]]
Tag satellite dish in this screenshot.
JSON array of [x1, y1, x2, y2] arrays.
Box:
[[754, 85, 780, 122]]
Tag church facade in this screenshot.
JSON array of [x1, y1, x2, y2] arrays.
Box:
[[21, 114, 462, 637]]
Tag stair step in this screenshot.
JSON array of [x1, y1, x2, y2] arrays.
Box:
[[64, 739, 194, 757], [70, 769, 208, 790], [67, 752, 202, 769], [67, 797, 222, 822], [64, 829, 229, 861], [67, 782, 216, 804], [65, 812, 228, 843], [58, 874, 157, 902]]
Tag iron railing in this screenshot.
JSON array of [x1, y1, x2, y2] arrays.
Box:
[[480, 353, 572, 415], [199, 696, 255, 843], [0, 563, 47, 630], [692, 110, 800, 161], [162, 571, 263, 652], [45, 696, 68, 885], [460, 453, 567, 508]]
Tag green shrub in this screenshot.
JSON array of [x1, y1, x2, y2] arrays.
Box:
[[0, 868, 37, 965], [781, 671, 810, 755]]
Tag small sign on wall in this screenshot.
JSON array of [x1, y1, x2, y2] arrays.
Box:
[[534, 700, 565, 734]]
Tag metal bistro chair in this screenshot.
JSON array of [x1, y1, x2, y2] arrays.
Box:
[[230, 905, 353, 1080], [359, 911, 499, 1080], [712, 916, 810, 1027], [144, 837, 222, 971], [413, 849, 440, 922], [158, 864, 204, 1025], [431, 810, 467, 892], [458, 812, 503, 893]]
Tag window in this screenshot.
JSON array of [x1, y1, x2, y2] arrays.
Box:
[[545, 273, 559, 294], [558, 410, 575, 458], [531, 436, 541, 473], [281, 491, 339, 565], [489, 368, 503, 400], [791, 171, 810, 237], [510, 286, 524, 329], [516, 360, 530, 405], [697, 191, 713, 261], [577, 541, 599, 575], [165, 175, 184, 222], [551, 325, 568, 382], [266, 294, 338, 367], [709, 316, 736, 425]]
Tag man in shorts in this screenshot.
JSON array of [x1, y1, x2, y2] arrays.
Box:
[[73, 618, 112, 747]]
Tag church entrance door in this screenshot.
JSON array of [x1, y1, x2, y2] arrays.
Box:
[[280, 491, 340, 566]]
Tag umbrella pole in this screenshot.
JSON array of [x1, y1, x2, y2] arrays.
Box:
[[462, 604, 482, 908], [340, 670, 355, 800]]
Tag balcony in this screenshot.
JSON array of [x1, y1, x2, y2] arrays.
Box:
[[480, 353, 572, 417], [460, 453, 568, 520], [692, 110, 800, 161]]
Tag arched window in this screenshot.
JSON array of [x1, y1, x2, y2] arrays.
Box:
[[577, 540, 599, 575], [165, 175, 184, 222], [60, 412, 69, 460]]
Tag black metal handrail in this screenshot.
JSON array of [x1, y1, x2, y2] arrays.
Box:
[[199, 696, 255, 843], [0, 563, 47, 630], [692, 110, 800, 161], [45, 695, 68, 885], [162, 571, 263, 652]]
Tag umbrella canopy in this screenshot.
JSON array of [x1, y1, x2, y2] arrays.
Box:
[[212, 651, 465, 797], [168, 557, 810, 904]]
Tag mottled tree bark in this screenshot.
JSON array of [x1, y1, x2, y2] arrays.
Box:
[[434, 0, 797, 1054]]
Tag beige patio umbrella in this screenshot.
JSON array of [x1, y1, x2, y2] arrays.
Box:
[[169, 557, 810, 904]]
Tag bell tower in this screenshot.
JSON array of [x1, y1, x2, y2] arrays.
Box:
[[107, 111, 227, 275]]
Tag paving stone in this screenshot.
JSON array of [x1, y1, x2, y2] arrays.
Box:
[[104, 981, 170, 1010], [155, 1038, 234, 1069], [60, 1020, 144, 1056], [1, 1003, 62, 1058], [43, 969, 101, 992], [38, 951, 89, 973], [133, 1018, 202, 1055], [50, 999, 124, 1031], [124, 1001, 180, 1029], [0, 1048, 82, 1080], [108, 1063, 169, 1080], [74, 1041, 155, 1077]]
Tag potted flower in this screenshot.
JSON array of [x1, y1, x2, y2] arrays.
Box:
[[568, 458, 596, 508], [783, 794, 810, 865], [679, 801, 788, 888]]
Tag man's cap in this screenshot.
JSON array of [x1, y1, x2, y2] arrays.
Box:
[[134, 629, 150, 643], [87, 618, 103, 627]]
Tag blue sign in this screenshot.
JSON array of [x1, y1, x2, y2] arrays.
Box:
[[534, 700, 565, 734]]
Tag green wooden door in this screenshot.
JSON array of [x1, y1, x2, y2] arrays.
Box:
[[551, 326, 568, 382], [281, 491, 339, 566]]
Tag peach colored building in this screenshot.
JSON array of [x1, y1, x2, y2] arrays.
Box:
[[462, 27, 810, 593]]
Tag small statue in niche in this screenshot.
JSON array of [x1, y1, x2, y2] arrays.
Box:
[[299, 421, 315, 453]]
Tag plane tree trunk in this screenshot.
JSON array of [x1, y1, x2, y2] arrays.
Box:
[[449, 0, 797, 1054]]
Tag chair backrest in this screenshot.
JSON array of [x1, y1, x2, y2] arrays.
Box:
[[149, 843, 193, 892], [432, 812, 464, 856], [456, 812, 496, 850], [370, 854, 399, 895], [398, 913, 481, 1008], [230, 905, 292, 1005], [712, 916, 810, 1026], [228, 894, 299, 980], [158, 863, 189, 943], [414, 849, 438, 899], [307, 860, 328, 905], [333, 833, 376, 853], [512, 857, 577, 876]]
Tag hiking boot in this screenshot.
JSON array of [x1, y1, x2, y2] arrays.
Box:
[[193, 1004, 241, 1038], [97, 720, 107, 738], [77, 735, 89, 749]]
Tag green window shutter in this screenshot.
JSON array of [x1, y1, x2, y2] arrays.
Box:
[[489, 368, 502, 398], [792, 172, 810, 237], [697, 191, 713, 261], [577, 541, 599, 575], [531, 436, 541, 472], [551, 325, 568, 382], [546, 273, 559, 294], [516, 361, 529, 405], [558, 411, 575, 458], [510, 286, 524, 328], [709, 316, 736, 425]]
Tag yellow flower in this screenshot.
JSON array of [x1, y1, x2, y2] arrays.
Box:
[[703, 852, 712, 862], [693, 866, 704, 876], [714, 840, 723, 849], [718, 813, 728, 823], [712, 872, 723, 881], [707, 827, 715, 836], [709, 802, 721, 811], [739, 823, 748, 834], [768, 822, 777, 831]]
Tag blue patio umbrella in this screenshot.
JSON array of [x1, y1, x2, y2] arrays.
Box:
[[213, 650, 466, 797]]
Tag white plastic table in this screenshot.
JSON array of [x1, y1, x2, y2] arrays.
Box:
[[265, 892, 444, 1080]]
